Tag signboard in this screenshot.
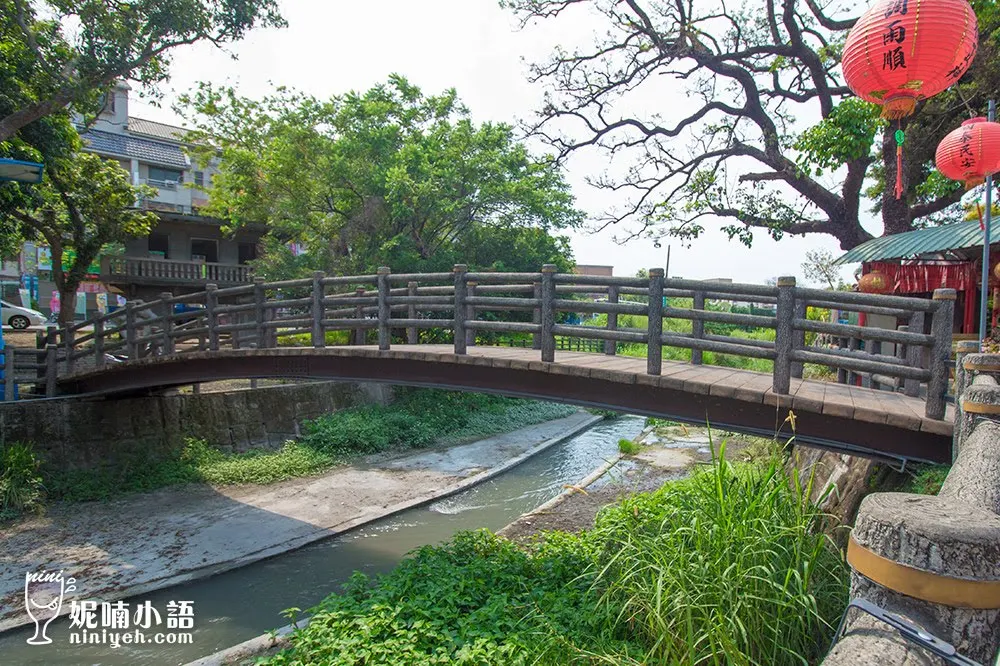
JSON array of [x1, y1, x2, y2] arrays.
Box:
[[96, 293, 108, 315], [18, 289, 31, 309], [37, 246, 51, 271], [75, 291, 87, 320]]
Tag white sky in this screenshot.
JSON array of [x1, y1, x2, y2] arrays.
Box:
[[129, 0, 866, 286]]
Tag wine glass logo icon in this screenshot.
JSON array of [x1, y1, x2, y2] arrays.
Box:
[[24, 570, 75, 645]]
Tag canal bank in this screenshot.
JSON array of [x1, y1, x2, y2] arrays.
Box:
[[0, 415, 645, 665], [0, 411, 600, 635]]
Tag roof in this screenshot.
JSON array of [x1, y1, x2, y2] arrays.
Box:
[[127, 117, 189, 143], [836, 218, 1000, 264], [80, 129, 189, 169]]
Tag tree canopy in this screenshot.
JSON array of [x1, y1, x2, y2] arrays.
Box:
[[2, 151, 157, 323], [0, 0, 284, 143], [503, 0, 1000, 250], [179, 75, 582, 275]]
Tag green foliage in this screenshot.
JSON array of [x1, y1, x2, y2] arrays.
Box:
[[2, 151, 158, 322], [587, 408, 622, 420], [277, 330, 352, 347], [591, 447, 848, 665], [903, 465, 951, 496], [266, 448, 847, 666], [44, 390, 578, 502], [0, 0, 284, 144], [794, 99, 881, 176], [617, 438, 641, 455], [0, 442, 45, 521], [179, 75, 580, 278]]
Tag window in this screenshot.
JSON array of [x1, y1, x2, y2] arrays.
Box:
[[190, 239, 218, 263], [238, 242, 258, 265], [148, 167, 183, 184], [148, 233, 169, 259], [194, 171, 205, 188]]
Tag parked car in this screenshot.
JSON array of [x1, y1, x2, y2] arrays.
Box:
[[1, 300, 47, 329]]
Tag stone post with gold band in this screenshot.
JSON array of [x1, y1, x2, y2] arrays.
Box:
[[824, 353, 1000, 664]]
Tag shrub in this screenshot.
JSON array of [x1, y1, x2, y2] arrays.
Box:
[[617, 438, 641, 455], [0, 442, 45, 521]]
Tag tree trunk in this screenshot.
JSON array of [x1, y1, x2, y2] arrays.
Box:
[[881, 121, 913, 236], [58, 288, 77, 327]]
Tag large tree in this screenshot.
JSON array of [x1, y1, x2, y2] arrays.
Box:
[[179, 75, 583, 274], [0, 0, 284, 142], [3, 151, 157, 324], [503, 0, 1000, 250]]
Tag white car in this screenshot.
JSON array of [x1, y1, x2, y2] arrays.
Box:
[[1, 300, 48, 329]]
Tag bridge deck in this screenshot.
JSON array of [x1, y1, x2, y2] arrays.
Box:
[[430, 345, 953, 434], [56, 344, 954, 463]]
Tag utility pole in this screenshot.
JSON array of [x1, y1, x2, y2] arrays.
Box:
[[980, 99, 996, 345]]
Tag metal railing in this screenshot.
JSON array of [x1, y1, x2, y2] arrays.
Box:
[[0, 265, 955, 419]]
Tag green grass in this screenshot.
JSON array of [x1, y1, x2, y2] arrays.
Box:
[[0, 442, 45, 522], [277, 330, 353, 347], [264, 443, 848, 666], [617, 438, 642, 455], [902, 464, 950, 495], [42, 389, 579, 504]]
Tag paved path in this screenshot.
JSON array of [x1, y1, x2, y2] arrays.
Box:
[[0, 412, 597, 633]]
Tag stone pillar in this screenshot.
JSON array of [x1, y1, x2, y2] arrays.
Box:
[[540, 265, 557, 363], [647, 268, 664, 375], [376, 267, 391, 352], [773, 276, 796, 394]]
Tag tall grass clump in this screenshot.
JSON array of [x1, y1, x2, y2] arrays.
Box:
[[0, 442, 45, 521], [591, 442, 847, 665]]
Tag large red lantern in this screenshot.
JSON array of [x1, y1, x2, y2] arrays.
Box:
[[858, 271, 892, 294], [843, 0, 979, 120], [935, 117, 1000, 188]]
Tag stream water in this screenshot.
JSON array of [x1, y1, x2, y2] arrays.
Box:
[[0, 416, 645, 666]]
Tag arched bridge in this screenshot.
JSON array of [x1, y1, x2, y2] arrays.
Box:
[[3, 266, 957, 463]]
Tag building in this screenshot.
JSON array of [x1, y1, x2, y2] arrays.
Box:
[[78, 82, 264, 301]]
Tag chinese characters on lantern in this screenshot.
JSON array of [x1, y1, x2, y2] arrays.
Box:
[[959, 126, 976, 170], [882, 2, 910, 72]]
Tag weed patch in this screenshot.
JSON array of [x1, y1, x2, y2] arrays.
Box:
[[0, 442, 45, 522]]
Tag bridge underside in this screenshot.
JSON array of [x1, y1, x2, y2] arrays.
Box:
[[56, 346, 953, 464]]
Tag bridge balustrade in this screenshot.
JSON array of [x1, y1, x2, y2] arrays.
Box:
[[0, 265, 955, 419]]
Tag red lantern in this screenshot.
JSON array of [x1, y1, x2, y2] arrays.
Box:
[[859, 272, 892, 294], [935, 117, 1000, 188], [843, 0, 979, 120]]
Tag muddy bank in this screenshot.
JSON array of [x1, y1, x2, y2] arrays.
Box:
[[0, 412, 599, 634]]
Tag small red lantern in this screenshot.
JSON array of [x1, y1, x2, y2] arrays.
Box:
[[859, 272, 892, 294], [935, 118, 1000, 188], [843, 0, 979, 120]]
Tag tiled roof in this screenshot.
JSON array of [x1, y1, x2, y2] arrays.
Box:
[[80, 129, 189, 169], [836, 218, 1000, 264], [127, 117, 189, 143]]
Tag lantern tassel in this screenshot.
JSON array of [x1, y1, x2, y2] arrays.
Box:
[[894, 128, 905, 200], [978, 200, 986, 232]]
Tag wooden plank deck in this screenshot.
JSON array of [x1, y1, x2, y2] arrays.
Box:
[[419, 344, 952, 436]]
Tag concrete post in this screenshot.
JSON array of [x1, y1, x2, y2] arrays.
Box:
[[45, 344, 57, 397], [647, 268, 664, 376], [925, 289, 956, 420], [377, 267, 391, 352], [4, 348, 13, 402], [691, 290, 705, 366], [904, 311, 925, 397], [453, 265, 468, 355], [465, 281, 477, 348], [407, 282, 418, 345], [159, 292, 174, 356], [953, 340, 981, 457], [205, 285, 219, 352], [254, 278, 267, 350], [125, 302, 138, 361], [605, 285, 619, 356], [773, 276, 796, 395], [540, 265, 557, 362], [354, 288, 366, 346], [62, 325, 75, 373], [312, 271, 326, 349], [94, 318, 105, 370], [791, 299, 807, 379], [532, 282, 542, 350]]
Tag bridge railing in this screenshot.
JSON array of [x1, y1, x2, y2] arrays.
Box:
[[1, 265, 954, 418]]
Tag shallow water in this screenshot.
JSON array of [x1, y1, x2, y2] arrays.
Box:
[[0, 416, 645, 666]]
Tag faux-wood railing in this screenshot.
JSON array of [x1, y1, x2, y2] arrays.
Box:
[[1, 265, 955, 418]]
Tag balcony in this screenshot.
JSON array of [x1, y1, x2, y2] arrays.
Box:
[[101, 255, 253, 287]]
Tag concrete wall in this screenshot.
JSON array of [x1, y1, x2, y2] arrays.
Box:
[[0, 381, 393, 473], [123, 220, 261, 264]]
